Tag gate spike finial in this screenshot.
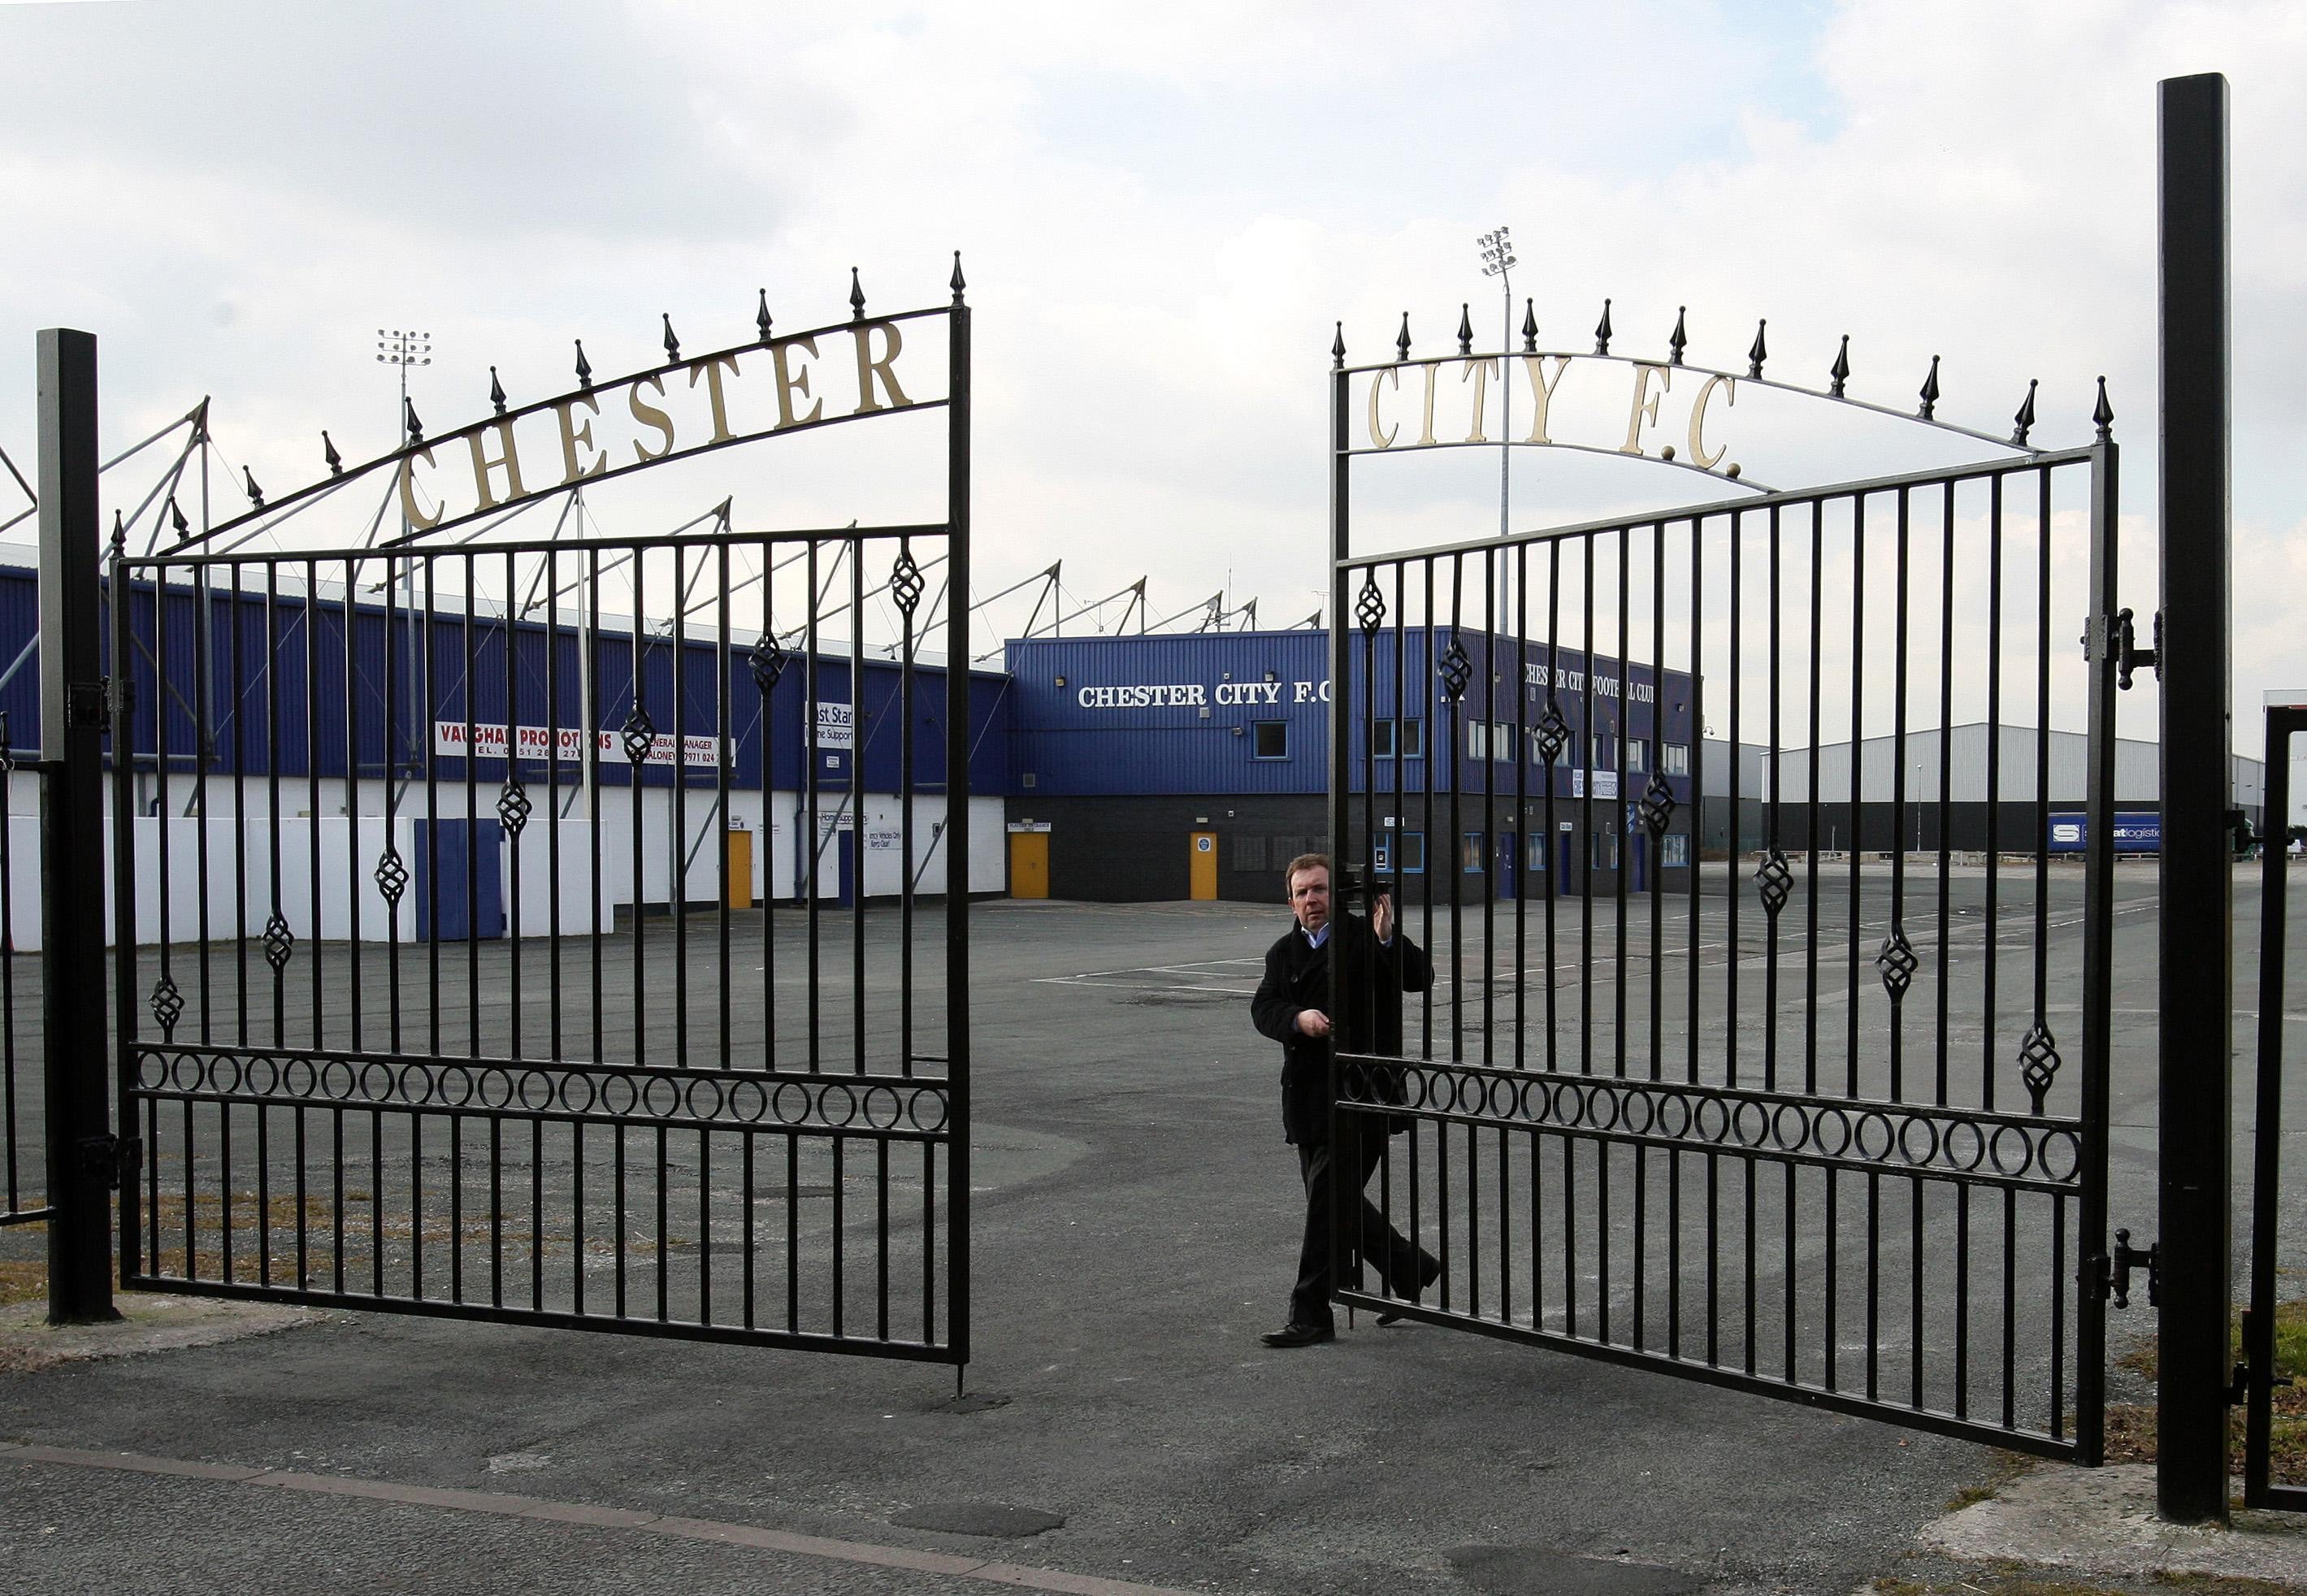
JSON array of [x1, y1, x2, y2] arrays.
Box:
[[574, 339, 593, 389], [168, 496, 188, 539], [1918, 355, 1941, 420], [661, 313, 680, 363], [2093, 375, 2114, 440], [1746, 319, 1768, 379], [2011, 378, 2038, 446], [1594, 297, 1613, 355], [111, 509, 126, 558], [1667, 306, 1688, 366], [488, 366, 506, 416], [755, 289, 773, 344], [848, 267, 866, 321], [1331, 321, 1346, 370], [1828, 334, 1851, 398], [1456, 301, 1474, 355], [1395, 312, 1412, 363], [323, 429, 344, 476], [950, 250, 967, 305], [403, 396, 424, 443], [243, 466, 264, 510], [1521, 297, 1537, 352]]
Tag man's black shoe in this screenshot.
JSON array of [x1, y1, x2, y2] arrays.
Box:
[[1260, 1321, 1334, 1349], [1377, 1256, 1444, 1326]]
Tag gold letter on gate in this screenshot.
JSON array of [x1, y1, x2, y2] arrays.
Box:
[[466, 421, 527, 512], [850, 321, 910, 414], [1621, 362, 1672, 455]]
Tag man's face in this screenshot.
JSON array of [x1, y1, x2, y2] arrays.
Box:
[[1288, 866, 1330, 933]]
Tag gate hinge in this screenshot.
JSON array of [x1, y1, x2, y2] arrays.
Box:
[[2099, 1228, 2158, 1308], [77, 1133, 139, 1190], [2082, 609, 2161, 690]]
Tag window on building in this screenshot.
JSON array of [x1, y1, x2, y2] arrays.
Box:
[[1625, 739, 1646, 773], [1235, 835, 1268, 871], [1397, 831, 1426, 874], [1462, 831, 1485, 873], [1372, 718, 1425, 760], [1662, 833, 1690, 868], [1254, 721, 1288, 760], [1592, 831, 1620, 870], [1663, 743, 1689, 775], [1467, 719, 1488, 761], [1527, 832, 1549, 871], [1590, 732, 1613, 769], [1273, 835, 1305, 865], [1492, 722, 1516, 763]]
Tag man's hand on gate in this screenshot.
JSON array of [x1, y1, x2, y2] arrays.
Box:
[[1372, 891, 1394, 944], [1295, 1009, 1331, 1038]]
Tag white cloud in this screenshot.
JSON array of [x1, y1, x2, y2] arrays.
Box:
[[0, 0, 2300, 718]]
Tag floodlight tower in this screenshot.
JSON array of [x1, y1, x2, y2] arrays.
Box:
[[376, 329, 431, 770], [1477, 228, 1517, 632]]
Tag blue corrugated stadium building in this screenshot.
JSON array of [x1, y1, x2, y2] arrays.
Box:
[[1003, 629, 1699, 904]]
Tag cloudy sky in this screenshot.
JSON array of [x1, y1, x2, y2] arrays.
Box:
[[1, 1, 2301, 786]]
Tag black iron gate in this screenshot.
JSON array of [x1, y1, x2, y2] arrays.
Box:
[[83, 273, 974, 1362], [1324, 323, 2124, 1459]]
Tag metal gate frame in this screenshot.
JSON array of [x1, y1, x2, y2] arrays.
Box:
[[38, 265, 974, 1364], [1321, 323, 2127, 1459]]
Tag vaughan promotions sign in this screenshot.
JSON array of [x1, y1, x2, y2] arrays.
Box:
[[434, 719, 720, 769]]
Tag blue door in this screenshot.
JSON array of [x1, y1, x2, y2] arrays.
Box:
[[1631, 834, 1648, 895], [1559, 833, 1575, 898], [1495, 832, 1516, 900], [836, 831, 856, 906]]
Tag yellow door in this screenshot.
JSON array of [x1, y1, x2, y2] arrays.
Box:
[[726, 829, 754, 909], [1009, 831, 1048, 899], [1189, 831, 1217, 900]]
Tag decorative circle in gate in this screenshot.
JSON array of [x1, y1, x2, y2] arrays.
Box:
[[1339, 1058, 2085, 1190], [126, 1046, 953, 1140]]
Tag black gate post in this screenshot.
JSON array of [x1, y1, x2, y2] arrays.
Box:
[[1324, 328, 1352, 1310], [37, 327, 119, 1325], [2155, 71, 2232, 1524], [945, 267, 972, 1373]]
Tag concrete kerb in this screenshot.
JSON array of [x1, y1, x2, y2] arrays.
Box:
[[1915, 1462, 2307, 1585], [0, 1292, 326, 1373]]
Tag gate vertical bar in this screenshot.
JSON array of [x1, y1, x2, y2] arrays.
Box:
[[109, 532, 138, 1286], [37, 326, 119, 1324], [2244, 707, 2302, 1507], [946, 265, 972, 1368], [2074, 429, 2122, 1467], [1326, 327, 1352, 1316], [2155, 69, 2232, 1525]]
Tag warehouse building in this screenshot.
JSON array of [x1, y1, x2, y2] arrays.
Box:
[[1758, 723, 2265, 853], [0, 548, 1009, 948]]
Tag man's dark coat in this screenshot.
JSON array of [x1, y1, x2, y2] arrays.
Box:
[[1251, 913, 1431, 1146]]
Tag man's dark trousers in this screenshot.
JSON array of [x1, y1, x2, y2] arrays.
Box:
[[1289, 1124, 1427, 1330]]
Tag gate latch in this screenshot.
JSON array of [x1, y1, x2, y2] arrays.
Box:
[[2084, 609, 2161, 690], [2236, 1308, 2293, 1405], [65, 676, 132, 727], [2102, 1227, 2159, 1309], [77, 1133, 138, 1191]]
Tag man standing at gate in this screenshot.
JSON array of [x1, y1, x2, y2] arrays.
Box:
[[1251, 852, 1438, 1348]]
